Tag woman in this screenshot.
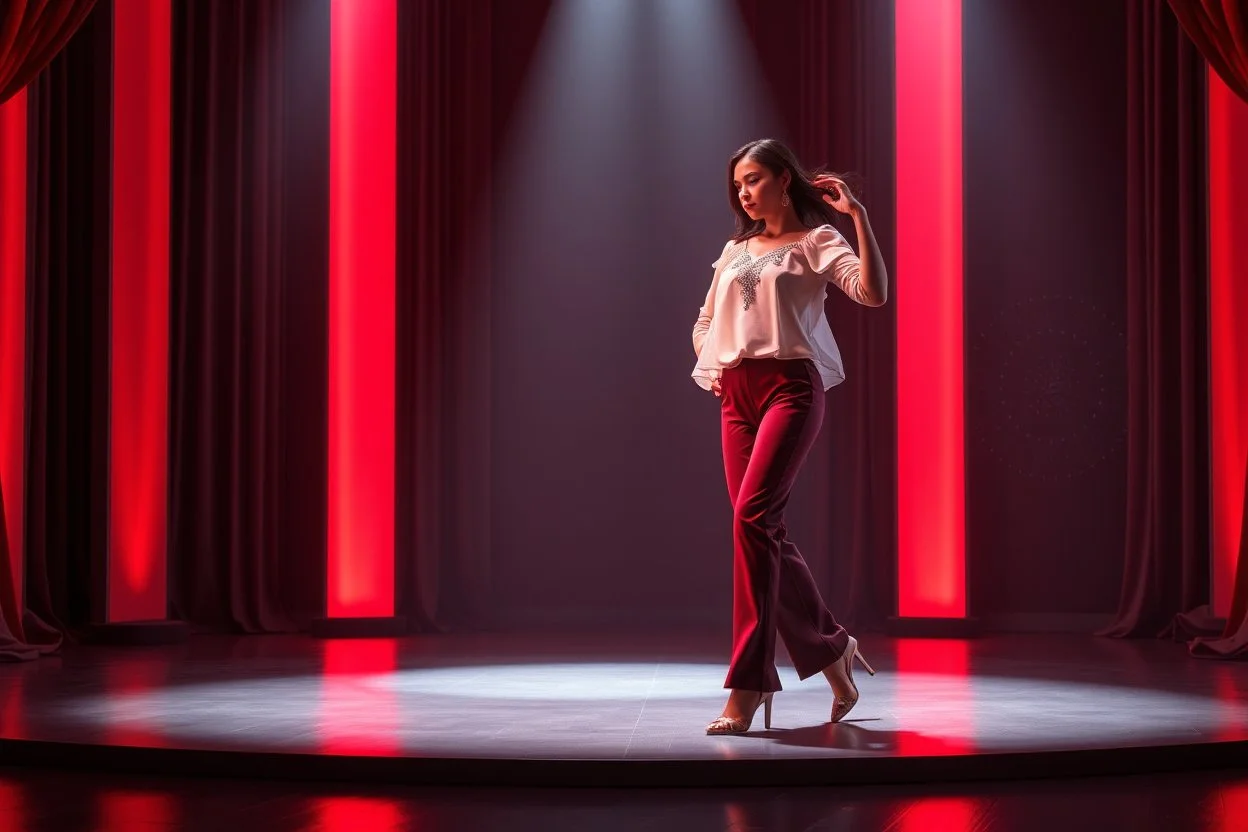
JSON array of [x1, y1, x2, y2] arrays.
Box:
[[692, 138, 887, 735]]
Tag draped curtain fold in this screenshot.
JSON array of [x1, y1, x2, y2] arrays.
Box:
[[6, 0, 106, 661], [1188, 467, 1248, 656], [799, 0, 898, 631], [0, 482, 50, 660], [1167, 0, 1248, 97], [395, 0, 495, 631], [1100, 0, 1211, 639], [168, 0, 327, 632], [0, 0, 96, 105]]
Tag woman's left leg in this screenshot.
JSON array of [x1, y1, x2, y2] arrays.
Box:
[[773, 525, 849, 679]]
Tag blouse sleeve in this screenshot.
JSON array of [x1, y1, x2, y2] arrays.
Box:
[[692, 240, 735, 356], [803, 224, 872, 306]]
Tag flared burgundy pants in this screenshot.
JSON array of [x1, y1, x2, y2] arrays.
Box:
[[718, 357, 849, 692]]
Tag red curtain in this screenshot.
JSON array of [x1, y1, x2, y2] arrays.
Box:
[[3, 0, 106, 661], [801, 0, 898, 630], [15, 0, 549, 637], [1165, 0, 1248, 657], [0, 0, 96, 105], [1190, 467, 1248, 655], [1100, 0, 1211, 639], [0, 0, 98, 660], [394, 0, 553, 630], [792, 0, 897, 630], [1167, 0, 1248, 98], [0, 480, 36, 659], [167, 0, 329, 632], [395, 0, 495, 630], [166, 0, 535, 633], [0, 475, 55, 660]]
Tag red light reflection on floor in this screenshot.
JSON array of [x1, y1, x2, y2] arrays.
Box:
[[1214, 667, 1248, 742], [895, 639, 974, 756], [0, 781, 25, 832], [900, 797, 978, 832], [103, 657, 170, 748], [0, 676, 25, 740], [312, 797, 404, 831], [319, 638, 401, 756], [1213, 782, 1248, 832], [96, 791, 177, 831]]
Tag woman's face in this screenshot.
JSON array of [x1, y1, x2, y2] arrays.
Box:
[[733, 157, 787, 220]]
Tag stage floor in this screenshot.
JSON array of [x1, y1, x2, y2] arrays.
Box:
[[1, 631, 1244, 786]]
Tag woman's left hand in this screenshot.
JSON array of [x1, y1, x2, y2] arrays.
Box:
[[813, 175, 861, 216]]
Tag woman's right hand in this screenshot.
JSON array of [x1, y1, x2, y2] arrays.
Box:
[[711, 377, 722, 397]]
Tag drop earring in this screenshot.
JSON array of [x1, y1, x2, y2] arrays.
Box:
[[781, 190, 790, 207]]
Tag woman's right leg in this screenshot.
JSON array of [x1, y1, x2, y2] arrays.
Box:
[[773, 525, 849, 679]]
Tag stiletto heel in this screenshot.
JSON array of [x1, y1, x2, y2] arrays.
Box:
[[825, 635, 871, 724], [854, 647, 876, 677], [706, 691, 775, 735]]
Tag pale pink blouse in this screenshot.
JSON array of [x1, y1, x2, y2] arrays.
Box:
[[691, 224, 869, 391]]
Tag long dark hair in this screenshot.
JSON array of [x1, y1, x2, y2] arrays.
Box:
[[727, 138, 849, 241]]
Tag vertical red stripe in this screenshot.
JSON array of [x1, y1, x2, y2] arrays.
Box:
[[1207, 70, 1248, 620], [895, 0, 966, 618], [110, 0, 171, 622], [328, 0, 397, 618], [0, 92, 26, 608]]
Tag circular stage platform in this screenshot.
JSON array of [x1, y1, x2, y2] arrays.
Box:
[[0, 632, 1244, 787]]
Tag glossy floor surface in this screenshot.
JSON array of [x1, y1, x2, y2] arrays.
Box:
[[1, 765, 1247, 831], [0, 632, 1244, 786]]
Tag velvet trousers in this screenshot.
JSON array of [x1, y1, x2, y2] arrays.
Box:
[[718, 357, 849, 692]]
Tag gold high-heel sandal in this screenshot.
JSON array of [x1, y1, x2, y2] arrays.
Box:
[[826, 635, 876, 724], [705, 691, 774, 735]]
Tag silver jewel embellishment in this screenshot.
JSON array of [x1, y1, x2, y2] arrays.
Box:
[[729, 241, 801, 311]]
